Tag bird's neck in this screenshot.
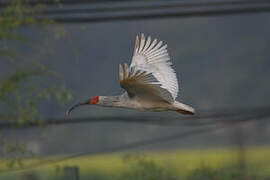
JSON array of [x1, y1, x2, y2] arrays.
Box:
[[98, 95, 124, 107]]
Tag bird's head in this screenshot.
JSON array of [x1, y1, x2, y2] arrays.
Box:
[[66, 96, 99, 116]]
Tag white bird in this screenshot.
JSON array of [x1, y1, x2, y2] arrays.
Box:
[[66, 34, 195, 116]]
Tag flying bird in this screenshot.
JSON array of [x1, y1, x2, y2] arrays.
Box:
[[66, 34, 195, 116]]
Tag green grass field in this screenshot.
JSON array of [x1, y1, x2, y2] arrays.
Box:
[[0, 146, 269, 180]]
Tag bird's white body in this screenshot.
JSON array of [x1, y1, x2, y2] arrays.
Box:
[[66, 33, 195, 116], [99, 93, 172, 111], [98, 93, 194, 114]]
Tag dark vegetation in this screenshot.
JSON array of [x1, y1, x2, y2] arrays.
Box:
[[0, 0, 71, 168]]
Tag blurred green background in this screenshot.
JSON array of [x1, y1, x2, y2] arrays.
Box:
[[0, 0, 270, 179]]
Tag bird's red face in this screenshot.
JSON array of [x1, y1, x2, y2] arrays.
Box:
[[89, 96, 99, 105]]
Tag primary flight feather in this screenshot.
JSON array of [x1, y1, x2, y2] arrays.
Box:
[[66, 34, 195, 116]]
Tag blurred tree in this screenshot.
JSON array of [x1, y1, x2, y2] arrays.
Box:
[[0, 0, 72, 168]]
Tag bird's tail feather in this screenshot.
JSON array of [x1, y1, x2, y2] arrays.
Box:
[[174, 101, 195, 115]]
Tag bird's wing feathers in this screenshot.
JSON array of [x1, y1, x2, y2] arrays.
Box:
[[129, 34, 179, 101], [119, 63, 174, 103]]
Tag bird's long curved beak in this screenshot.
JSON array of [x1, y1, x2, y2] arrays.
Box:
[[66, 100, 89, 117]]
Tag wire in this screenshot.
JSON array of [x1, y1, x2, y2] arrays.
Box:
[[39, 6, 270, 24], [0, 0, 132, 6], [0, 0, 269, 6], [40, 0, 270, 15], [0, 125, 225, 174], [0, 107, 269, 173], [2, 110, 264, 174], [0, 106, 269, 129], [2, 0, 269, 23]]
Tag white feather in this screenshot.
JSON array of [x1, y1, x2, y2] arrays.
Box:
[[138, 34, 145, 53], [143, 36, 151, 52], [119, 64, 174, 103], [130, 34, 179, 101]]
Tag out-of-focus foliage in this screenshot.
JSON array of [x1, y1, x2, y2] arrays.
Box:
[[1, 142, 34, 168], [0, 1, 51, 48], [185, 165, 265, 180], [118, 154, 177, 180], [0, 0, 72, 168], [0, 147, 269, 179]]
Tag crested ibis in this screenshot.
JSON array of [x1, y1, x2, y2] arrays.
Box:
[[66, 34, 195, 116]]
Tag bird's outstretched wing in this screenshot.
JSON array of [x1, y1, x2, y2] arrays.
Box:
[[128, 34, 179, 101], [119, 63, 174, 103]]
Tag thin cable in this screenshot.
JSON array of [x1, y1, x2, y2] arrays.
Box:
[[0, 125, 222, 174], [0, 0, 130, 6], [38, 6, 270, 24], [0, 106, 270, 129], [0, 0, 269, 6], [2, 0, 269, 24], [0, 109, 267, 173], [40, 0, 270, 15]]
